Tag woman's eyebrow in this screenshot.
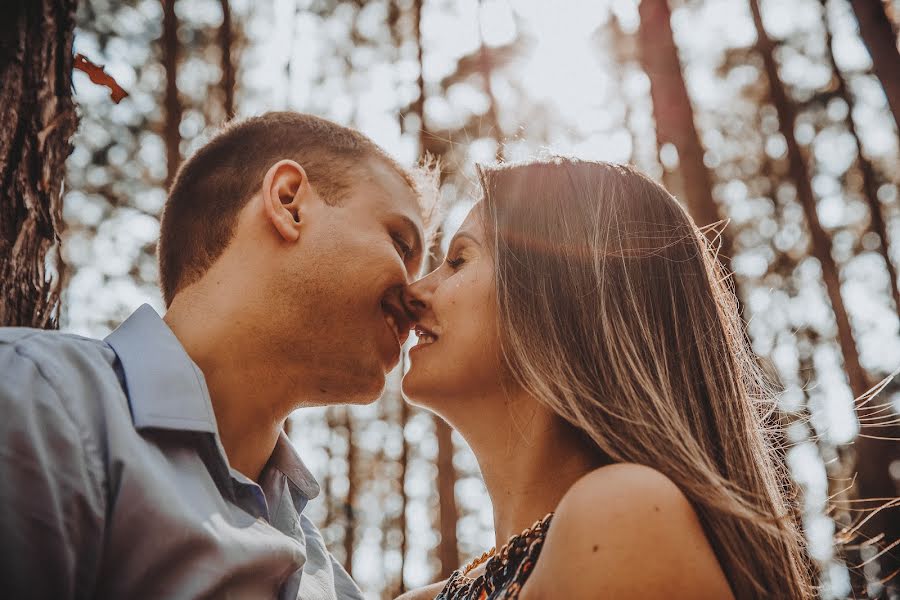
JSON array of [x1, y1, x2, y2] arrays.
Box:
[[449, 231, 481, 248]]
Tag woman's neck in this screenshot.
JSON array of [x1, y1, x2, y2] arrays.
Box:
[[456, 394, 606, 549]]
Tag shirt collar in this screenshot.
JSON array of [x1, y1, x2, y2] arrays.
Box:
[[106, 304, 321, 507], [104, 304, 217, 433], [267, 431, 321, 502]]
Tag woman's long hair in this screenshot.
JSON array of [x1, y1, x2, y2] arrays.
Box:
[[478, 157, 814, 599]]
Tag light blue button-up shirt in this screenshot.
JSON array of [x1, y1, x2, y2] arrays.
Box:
[[0, 304, 364, 600]]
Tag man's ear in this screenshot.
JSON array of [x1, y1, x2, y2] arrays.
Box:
[[261, 159, 316, 242]]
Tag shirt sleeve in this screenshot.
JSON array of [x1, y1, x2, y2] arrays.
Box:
[[0, 339, 106, 599]]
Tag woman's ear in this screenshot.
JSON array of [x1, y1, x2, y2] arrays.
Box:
[[261, 159, 315, 242]]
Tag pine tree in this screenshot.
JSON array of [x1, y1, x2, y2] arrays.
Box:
[[637, 0, 733, 265]]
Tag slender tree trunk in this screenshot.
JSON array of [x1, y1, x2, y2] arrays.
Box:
[[849, 0, 900, 133], [343, 407, 356, 577], [396, 392, 410, 594], [821, 0, 900, 320], [608, 16, 637, 165], [323, 407, 336, 530], [0, 0, 78, 328], [750, 0, 899, 592], [823, 15, 900, 579], [435, 418, 460, 577], [749, 0, 867, 398], [411, 0, 462, 579], [161, 0, 182, 188], [477, 0, 503, 162], [412, 0, 427, 156], [218, 0, 235, 121], [637, 0, 735, 267]]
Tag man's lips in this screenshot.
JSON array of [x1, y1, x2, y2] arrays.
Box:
[[384, 312, 411, 346], [381, 290, 413, 350]]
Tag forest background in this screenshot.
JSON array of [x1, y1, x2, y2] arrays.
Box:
[[2, 0, 900, 598]]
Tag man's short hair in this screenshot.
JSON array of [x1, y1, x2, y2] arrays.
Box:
[[158, 112, 424, 306]]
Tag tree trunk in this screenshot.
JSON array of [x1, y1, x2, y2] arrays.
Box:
[[218, 0, 235, 121], [0, 0, 78, 329], [396, 391, 410, 595], [412, 0, 427, 156], [819, 15, 900, 586], [411, 0, 462, 579], [637, 0, 734, 267], [750, 0, 899, 593], [477, 0, 503, 162], [343, 407, 356, 577], [849, 0, 900, 133], [161, 0, 181, 188], [435, 418, 460, 578], [323, 407, 336, 530], [749, 0, 868, 398], [821, 0, 900, 320]]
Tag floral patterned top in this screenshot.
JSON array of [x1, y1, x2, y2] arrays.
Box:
[[435, 514, 554, 600]]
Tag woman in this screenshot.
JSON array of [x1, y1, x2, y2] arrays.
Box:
[[398, 158, 812, 599]]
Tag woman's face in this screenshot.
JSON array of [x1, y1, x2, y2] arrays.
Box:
[[401, 205, 508, 415]]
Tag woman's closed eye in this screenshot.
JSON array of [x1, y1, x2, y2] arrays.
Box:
[[446, 255, 465, 269]]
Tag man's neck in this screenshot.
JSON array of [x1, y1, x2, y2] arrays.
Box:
[[163, 294, 291, 482], [455, 394, 605, 549]]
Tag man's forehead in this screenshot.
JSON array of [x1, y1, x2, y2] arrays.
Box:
[[358, 157, 426, 230]]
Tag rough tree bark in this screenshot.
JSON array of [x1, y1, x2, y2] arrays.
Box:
[[750, 0, 899, 593], [849, 0, 900, 133], [161, 0, 182, 188], [0, 0, 78, 328], [218, 0, 235, 121], [637, 0, 735, 268]]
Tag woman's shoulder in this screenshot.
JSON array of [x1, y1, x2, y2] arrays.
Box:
[[560, 462, 691, 515], [520, 463, 734, 600]]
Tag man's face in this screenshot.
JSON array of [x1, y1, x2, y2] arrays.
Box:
[[276, 156, 425, 404]]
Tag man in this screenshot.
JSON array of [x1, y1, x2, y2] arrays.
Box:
[[0, 112, 431, 599]]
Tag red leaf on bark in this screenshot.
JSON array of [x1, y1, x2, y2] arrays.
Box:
[[73, 53, 129, 103]]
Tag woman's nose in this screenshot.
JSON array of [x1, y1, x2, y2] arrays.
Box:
[[402, 272, 434, 318]]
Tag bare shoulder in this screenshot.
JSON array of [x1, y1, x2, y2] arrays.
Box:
[[558, 462, 692, 516], [521, 463, 734, 600]]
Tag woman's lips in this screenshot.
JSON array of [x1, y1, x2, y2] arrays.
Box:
[[410, 324, 440, 354]]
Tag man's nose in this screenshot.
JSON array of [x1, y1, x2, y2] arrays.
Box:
[[382, 286, 415, 330]]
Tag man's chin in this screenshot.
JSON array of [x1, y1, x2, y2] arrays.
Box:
[[353, 365, 388, 404], [379, 340, 403, 373]]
